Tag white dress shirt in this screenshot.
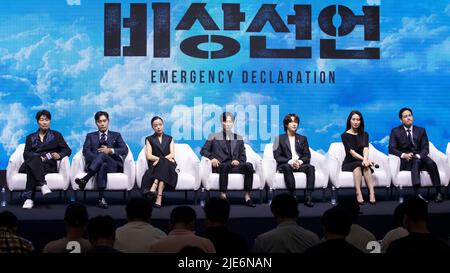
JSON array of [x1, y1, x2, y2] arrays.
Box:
[[287, 135, 303, 166], [401, 125, 419, 159], [99, 130, 114, 154]]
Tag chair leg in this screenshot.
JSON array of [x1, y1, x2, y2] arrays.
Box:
[[322, 188, 326, 202], [194, 190, 198, 205], [427, 188, 430, 199], [206, 190, 211, 200], [259, 190, 263, 204], [184, 191, 188, 203], [9, 191, 13, 202], [385, 187, 389, 201], [83, 191, 86, 202], [59, 191, 62, 200], [265, 187, 269, 203], [123, 190, 127, 201]]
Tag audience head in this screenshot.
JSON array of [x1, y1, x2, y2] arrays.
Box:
[[403, 197, 428, 232], [283, 113, 300, 132], [126, 198, 152, 222], [392, 203, 406, 228], [337, 198, 360, 221], [204, 198, 230, 226], [87, 215, 116, 246], [170, 206, 196, 231], [345, 110, 365, 134], [270, 193, 299, 221], [64, 202, 89, 229], [0, 211, 19, 234], [398, 107, 413, 127], [322, 207, 352, 239]]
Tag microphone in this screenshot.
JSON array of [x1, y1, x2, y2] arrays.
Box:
[[362, 162, 379, 168]]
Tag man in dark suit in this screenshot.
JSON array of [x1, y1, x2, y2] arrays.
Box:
[[273, 114, 315, 207], [200, 112, 256, 207], [21, 110, 72, 209], [389, 107, 443, 203], [75, 111, 128, 208]]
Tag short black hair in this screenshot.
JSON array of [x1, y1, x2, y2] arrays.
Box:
[[322, 207, 352, 236], [64, 203, 88, 228], [151, 116, 164, 126], [222, 112, 235, 122], [204, 198, 230, 224], [399, 107, 413, 119], [393, 203, 406, 228], [87, 215, 116, 242], [0, 211, 18, 230], [35, 110, 51, 121], [170, 206, 196, 226], [126, 198, 152, 222], [270, 193, 299, 219], [94, 111, 109, 122], [403, 196, 428, 222], [283, 113, 299, 132], [337, 198, 360, 221]]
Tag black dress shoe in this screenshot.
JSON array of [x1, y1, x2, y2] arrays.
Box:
[[304, 196, 314, 208], [417, 194, 429, 204], [244, 199, 256, 207], [98, 198, 109, 209], [153, 203, 162, 209], [75, 178, 87, 190], [434, 193, 444, 203]]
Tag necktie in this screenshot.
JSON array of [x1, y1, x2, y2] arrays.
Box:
[[100, 133, 106, 145], [406, 129, 414, 147]]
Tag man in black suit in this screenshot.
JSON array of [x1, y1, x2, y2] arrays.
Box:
[[273, 114, 315, 207], [200, 112, 256, 207], [21, 110, 72, 209], [75, 111, 128, 208], [389, 107, 443, 203]]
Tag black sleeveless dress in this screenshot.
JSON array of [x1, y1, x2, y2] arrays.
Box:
[[142, 133, 178, 190], [341, 132, 374, 173]]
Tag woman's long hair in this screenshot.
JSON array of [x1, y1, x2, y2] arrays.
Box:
[[345, 110, 366, 146]]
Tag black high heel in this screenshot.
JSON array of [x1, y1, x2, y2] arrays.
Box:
[[153, 194, 163, 208]]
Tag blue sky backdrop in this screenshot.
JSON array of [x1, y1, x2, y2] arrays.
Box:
[[0, 0, 449, 168]]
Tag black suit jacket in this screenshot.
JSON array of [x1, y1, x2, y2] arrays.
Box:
[[388, 125, 429, 159], [21, 130, 72, 173], [273, 133, 311, 166], [200, 132, 246, 164], [82, 131, 128, 167]]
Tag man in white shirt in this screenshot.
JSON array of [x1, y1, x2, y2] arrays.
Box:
[[115, 198, 166, 253], [273, 114, 316, 207]]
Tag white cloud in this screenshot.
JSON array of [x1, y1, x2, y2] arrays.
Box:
[[31, 99, 76, 116], [230, 92, 272, 106], [0, 103, 28, 155], [14, 35, 49, 62], [63, 47, 92, 76], [367, 0, 381, 5], [425, 38, 450, 72], [315, 123, 334, 133], [445, 4, 450, 16], [67, 0, 81, 6], [372, 135, 390, 147]]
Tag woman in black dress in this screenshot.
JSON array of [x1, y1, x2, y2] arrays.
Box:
[[341, 111, 376, 205], [142, 116, 177, 208]]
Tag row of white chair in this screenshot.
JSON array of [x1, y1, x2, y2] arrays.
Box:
[[6, 142, 450, 199]]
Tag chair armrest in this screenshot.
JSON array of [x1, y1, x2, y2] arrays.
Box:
[[6, 148, 25, 191], [388, 154, 400, 186], [246, 149, 264, 190], [429, 149, 448, 185], [370, 149, 391, 186], [200, 157, 212, 190], [135, 154, 149, 188], [58, 156, 71, 190], [70, 152, 86, 189], [327, 155, 341, 187], [123, 155, 136, 191], [263, 157, 277, 189]]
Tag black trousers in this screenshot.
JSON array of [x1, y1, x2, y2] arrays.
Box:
[[400, 156, 441, 189], [23, 155, 57, 199], [213, 162, 254, 192], [86, 153, 120, 189], [278, 163, 315, 193]]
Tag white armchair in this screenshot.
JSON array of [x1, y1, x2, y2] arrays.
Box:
[[200, 144, 264, 200], [6, 144, 70, 193], [70, 145, 135, 192], [327, 142, 391, 189], [262, 143, 329, 196], [135, 143, 201, 202], [389, 142, 449, 188]]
